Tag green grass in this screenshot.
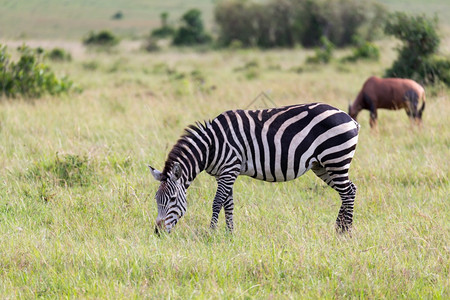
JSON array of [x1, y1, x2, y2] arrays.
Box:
[[0, 38, 449, 298]]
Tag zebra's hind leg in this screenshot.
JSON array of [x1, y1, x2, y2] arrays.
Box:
[[311, 162, 357, 233], [335, 182, 356, 233]]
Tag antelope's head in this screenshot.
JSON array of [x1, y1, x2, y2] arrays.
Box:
[[348, 102, 357, 120]]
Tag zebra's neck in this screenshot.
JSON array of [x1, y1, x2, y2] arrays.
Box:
[[162, 122, 213, 187]]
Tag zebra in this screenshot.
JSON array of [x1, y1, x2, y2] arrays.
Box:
[[149, 103, 360, 234]]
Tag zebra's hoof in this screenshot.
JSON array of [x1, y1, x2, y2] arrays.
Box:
[[335, 223, 352, 235], [154, 226, 161, 237]]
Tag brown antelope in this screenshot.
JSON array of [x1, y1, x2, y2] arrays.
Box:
[[348, 76, 426, 128]]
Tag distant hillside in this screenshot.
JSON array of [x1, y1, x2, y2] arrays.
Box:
[[0, 0, 215, 40], [0, 0, 448, 40]]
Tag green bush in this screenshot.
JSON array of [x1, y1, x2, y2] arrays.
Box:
[[0, 44, 73, 98], [111, 11, 124, 20], [343, 36, 380, 62], [352, 42, 380, 61], [423, 55, 450, 85], [173, 9, 211, 46], [233, 60, 261, 79], [27, 153, 96, 187], [142, 37, 160, 52], [45, 48, 72, 62], [82, 60, 99, 71], [83, 30, 120, 47], [384, 12, 450, 85], [385, 12, 439, 57], [151, 12, 175, 38], [151, 27, 175, 39], [306, 36, 335, 64]]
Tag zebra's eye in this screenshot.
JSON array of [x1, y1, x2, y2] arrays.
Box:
[[170, 196, 176, 201]]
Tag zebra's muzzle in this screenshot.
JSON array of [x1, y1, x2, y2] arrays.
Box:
[[155, 217, 166, 236], [155, 218, 175, 235]]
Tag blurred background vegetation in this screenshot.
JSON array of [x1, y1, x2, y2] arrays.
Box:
[[0, 0, 449, 40], [1, 0, 449, 94]]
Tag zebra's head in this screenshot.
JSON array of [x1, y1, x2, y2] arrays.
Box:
[[149, 162, 187, 234]]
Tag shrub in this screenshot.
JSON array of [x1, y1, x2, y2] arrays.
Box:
[[384, 12, 450, 85], [83, 30, 120, 47], [306, 36, 335, 64], [388, 53, 450, 85], [233, 60, 260, 79], [152, 62, 172, 75], [173, 9, 211, 46], [112, 11, 124, 20], [45, 48, 72, 62], [343, 36, 380, 62], [151, 12, 175, 38], [385, 12, 439, 57], [423, 55, 450, 85], [27, 153, 96, 187], [151, 27, 175, 39], [142, 37, 160, 52], [0, 44, 73, 98], [351, 41, 380, 61], [82, 60, 99, 71]]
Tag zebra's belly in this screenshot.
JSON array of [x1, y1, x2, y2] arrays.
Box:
[[240, 158, 314, 182]]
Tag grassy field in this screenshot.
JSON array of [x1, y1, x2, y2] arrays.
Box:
[[0, 0, 215, 40], [1, 0, 450, 40], [0, 0, 449, 298], [0, 40, 449, 298]]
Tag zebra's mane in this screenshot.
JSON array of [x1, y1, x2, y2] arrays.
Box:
[[162, 121, 211, 178]]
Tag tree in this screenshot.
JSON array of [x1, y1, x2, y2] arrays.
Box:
[[214, 0, 387, 48], [385, 12, 450, 85], [151, 12, 175, 38], [173, 9, 211, 46]]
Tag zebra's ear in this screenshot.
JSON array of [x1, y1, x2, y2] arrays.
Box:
[[148, 165, 162, 181], [171, 162, 182, 181]]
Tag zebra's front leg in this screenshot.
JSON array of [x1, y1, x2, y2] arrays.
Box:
[[210, 197, 224, 230], [223, 189, 234, 232], [210, 175, 237, 230]]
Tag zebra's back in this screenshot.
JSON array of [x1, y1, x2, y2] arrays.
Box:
[[209, 103, 359, 182]]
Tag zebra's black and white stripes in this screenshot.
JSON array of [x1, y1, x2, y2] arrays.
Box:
[[149, 103, 360, 233]]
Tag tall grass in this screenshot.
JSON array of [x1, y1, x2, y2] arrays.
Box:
[[0, 44, 448, 298]]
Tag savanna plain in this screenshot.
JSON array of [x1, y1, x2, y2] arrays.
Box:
[[1, 1, 449, 299]]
